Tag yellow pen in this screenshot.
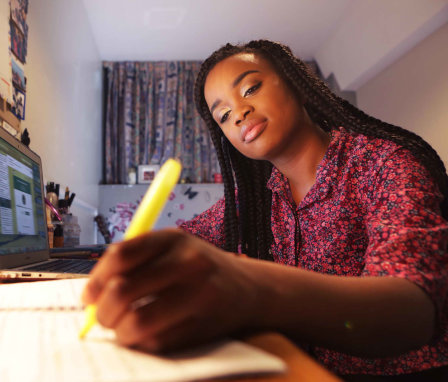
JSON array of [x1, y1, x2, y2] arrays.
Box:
[[79, 158, 182, 339]]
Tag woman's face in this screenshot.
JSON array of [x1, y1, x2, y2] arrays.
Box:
[[204, 52, 308, 161]]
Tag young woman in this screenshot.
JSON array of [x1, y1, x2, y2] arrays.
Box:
[[83, 40, 448, 380]]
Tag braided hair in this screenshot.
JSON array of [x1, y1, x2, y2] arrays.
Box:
[[194, 39, 448, 260]]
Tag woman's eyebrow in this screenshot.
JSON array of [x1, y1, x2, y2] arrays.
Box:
[[210, 70, 260, 115], [232, 70, 259, 88]]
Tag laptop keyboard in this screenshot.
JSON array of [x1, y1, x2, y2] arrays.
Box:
[[23, 259, 96, 274]]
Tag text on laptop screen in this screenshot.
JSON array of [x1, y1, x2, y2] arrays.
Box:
[[0, 136, 47, 255]]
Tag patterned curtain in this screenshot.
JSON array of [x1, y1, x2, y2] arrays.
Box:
[[103, 61, 219, 184], [102, 60, 352, 185]]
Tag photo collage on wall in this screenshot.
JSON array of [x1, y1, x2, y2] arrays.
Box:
[[9, 0, 29, 121]]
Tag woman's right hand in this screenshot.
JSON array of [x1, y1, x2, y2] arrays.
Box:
[[82, 228, 260, 352]]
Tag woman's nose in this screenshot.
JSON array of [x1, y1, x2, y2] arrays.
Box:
[[235, 105, 252, 125]]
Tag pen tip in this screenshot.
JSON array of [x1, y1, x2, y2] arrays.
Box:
[[78, 304, 98, 339], [78, 328, 88, 339]]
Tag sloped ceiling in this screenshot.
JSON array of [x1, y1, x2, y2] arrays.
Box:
[[81, 0, 448, 91]]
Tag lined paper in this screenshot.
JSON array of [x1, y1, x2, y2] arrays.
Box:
[[0, 278, 286, 382]]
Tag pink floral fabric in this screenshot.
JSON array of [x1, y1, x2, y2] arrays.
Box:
[[181, 127, 448, 376]]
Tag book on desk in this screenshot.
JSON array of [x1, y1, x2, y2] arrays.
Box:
[[49, 244, 108, 259]]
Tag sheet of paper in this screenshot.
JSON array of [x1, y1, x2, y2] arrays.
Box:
[[0, 278, 287, 382]]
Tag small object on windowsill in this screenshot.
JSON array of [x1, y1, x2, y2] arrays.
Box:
[[213, 173, 223, 183], [20, 128, 30, 147], [94, 214, 112, 244], [180, 177, 192, 184], [127, 168, 137, 184], [138, 164, 160, 184]]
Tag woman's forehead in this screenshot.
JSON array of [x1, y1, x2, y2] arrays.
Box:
[[208, 52, 271, 78], [204, 53, 274, 100]]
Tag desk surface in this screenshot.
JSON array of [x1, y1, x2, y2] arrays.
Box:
[[215, 333, 342, 382]]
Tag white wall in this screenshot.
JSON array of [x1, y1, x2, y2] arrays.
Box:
[[315, 1, 448, 91], [357, 22, 448, 169], [24, 0, 102, 244]]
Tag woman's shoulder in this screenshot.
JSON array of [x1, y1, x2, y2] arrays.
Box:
[[334, 126, 401, 155], [330, 126, 439, 195], [333, 126, 420, 170]]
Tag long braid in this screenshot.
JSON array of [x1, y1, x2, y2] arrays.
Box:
[[194, 40, 448, 260], [202, 112, 239, 253], [252, 159, 273, 260], [220, 137, 239, 253], [261, 160, 274, 260], [228, 146, 253, 256], [228, 145, 273, 259]]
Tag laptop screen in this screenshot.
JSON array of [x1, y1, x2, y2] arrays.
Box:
[[0, 132, 47, 256]]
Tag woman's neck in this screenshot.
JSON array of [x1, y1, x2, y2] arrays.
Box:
[[272, 125, 330, 205]]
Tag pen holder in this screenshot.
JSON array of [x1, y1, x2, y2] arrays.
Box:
[[62, 214, 81, 247]]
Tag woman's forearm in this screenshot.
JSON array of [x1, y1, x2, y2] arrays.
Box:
[[239, 256, 435, 357]]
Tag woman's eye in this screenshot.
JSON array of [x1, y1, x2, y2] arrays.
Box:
[[220, 110, 230, 124], [244, 82, 262, 97]]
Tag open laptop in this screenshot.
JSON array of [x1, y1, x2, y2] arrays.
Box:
[[0, 126, 97, 280]]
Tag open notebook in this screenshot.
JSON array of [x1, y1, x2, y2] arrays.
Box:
[[0, 278, 287, 382]]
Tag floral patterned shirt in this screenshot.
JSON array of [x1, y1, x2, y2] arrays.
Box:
[[180, 127, 448, 376]]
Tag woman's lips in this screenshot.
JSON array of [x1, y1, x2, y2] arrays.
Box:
[[240, 119, 268, 143]]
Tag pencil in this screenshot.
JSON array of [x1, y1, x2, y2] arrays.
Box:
[[79, 158, 182, 339]]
